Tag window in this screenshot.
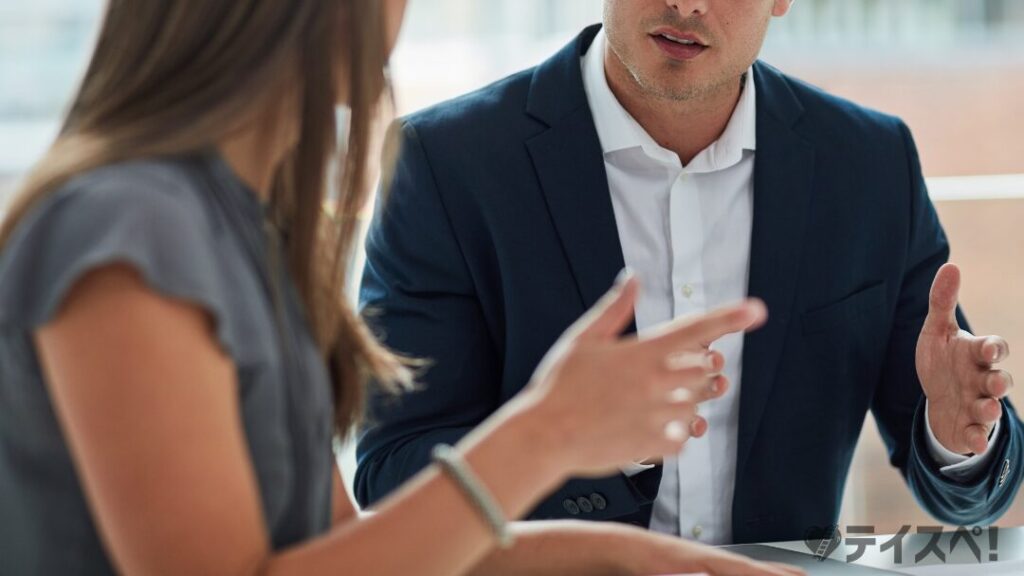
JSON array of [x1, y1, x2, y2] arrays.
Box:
[[0, 1, 101, 186]]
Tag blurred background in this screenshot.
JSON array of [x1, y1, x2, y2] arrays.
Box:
[[2, 0, 1022, 535]]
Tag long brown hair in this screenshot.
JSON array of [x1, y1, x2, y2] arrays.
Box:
[[0, 0, 413, 431]]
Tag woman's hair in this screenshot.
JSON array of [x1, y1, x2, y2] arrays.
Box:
[[0, 0, 413, 432]]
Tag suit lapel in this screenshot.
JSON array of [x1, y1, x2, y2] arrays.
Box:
[[736, 63, 817, 482], [525, 25, 630, 313], [526, 115, 627, 311]]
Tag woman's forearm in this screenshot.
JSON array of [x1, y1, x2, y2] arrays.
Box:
[[263, 402, 567, 576]]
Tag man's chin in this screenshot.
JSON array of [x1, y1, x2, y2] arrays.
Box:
[[642, 79, 715, 102], [644, 72, 744, 103]]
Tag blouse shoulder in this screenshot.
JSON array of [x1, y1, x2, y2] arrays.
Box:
[[0, 156, 238, 355]]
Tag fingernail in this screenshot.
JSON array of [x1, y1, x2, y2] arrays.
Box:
[[704, 353, 718, 371]]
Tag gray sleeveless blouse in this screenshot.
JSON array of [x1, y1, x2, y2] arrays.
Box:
[[0, 152, 334, 574]]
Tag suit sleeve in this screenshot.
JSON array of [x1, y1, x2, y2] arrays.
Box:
[[872, 119, 1024, 525], [354, 121, 659, 524], [354, 121, 502, 507]]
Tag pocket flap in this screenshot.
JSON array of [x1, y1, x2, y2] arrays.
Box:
[[802, 281, 887, 335]]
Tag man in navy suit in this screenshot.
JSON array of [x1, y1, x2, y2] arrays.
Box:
[[356, 0, 1023, 544]]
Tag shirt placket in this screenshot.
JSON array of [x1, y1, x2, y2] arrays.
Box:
[[668, 169, 715, 541]]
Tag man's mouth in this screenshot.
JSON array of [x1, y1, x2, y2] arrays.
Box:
[[659, 32, 703, 46], [650, 29, 709, 60]]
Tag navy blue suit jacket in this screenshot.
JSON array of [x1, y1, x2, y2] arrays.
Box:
[[356, 25, 1023, 543]]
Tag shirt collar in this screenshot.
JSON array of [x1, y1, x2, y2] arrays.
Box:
[[581, 28, 757, 171]]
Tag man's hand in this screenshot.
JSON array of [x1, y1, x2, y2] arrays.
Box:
[[917, 263, 1013, 455]]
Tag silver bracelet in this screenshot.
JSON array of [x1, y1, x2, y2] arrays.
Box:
[[431, 444, 515, 549]]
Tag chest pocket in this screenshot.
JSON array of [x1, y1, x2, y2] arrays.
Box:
[[800, 281, 888, 382], [803, 281, 887, 335]]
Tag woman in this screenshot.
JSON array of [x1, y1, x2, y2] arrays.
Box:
[[0, 2, 802, 575]]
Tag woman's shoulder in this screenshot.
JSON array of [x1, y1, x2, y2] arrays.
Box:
[[49, 154, 222, 230], [0, 154, 239, 336]]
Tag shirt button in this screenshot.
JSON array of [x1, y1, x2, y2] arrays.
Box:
[[577, 496, 594, 514], [692, 525, 704, 539], [562, 498, 581, 516], [681, 284, 694, 299]]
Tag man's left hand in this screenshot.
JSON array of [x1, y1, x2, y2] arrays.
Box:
[[917, 263, 1013, 456]]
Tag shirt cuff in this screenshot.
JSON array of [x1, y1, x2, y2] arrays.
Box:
[[621, 460, 657, 477], [924, 400, 1001, 481]]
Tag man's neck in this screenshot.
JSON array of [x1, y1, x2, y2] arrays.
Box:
[[604, 51, 743, 166]]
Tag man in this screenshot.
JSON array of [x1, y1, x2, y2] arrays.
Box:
[[356, 0, 1023, 544]]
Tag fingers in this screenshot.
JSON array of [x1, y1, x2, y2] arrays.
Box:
[[667, 387, 694, 404], [690, 415, 708, 438], [660, 353, 728, 403], [922, 263, 961, 335], [654, 402, 700, 452], [666, 374, 727, 402], [666, 349, 725, 373], [663, 420, 689, 443], [969, 335, 1010, 366], [971, 397, 1003, 425], [984, 370, 1014, 398], [575, 271, 639, 341], [965, 423, 992, 455], [950, 334, 1012, 455], [955, 381, 1005, 454], [658, 402, 698, 430], [706, 375, 729, 400], [646, 299, 767, 354]]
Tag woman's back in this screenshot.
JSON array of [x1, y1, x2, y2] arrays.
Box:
[[0, 153, 335, 574]]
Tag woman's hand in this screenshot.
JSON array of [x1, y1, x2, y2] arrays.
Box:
[[513, 272, 767, 478]]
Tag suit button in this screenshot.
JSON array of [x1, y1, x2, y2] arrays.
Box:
[[577, 496, 594, 514], [563, 498, 581, 515], [999, 459, 1011, 487], [590, 493, 607, 511]]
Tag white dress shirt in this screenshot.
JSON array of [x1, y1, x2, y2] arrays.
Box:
[[580, 29, 1000, 545]]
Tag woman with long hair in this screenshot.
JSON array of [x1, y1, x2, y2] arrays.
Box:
[[0, 2, 802, 575]]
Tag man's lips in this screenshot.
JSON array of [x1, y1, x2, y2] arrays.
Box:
[[649, 27, 709, 61]]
